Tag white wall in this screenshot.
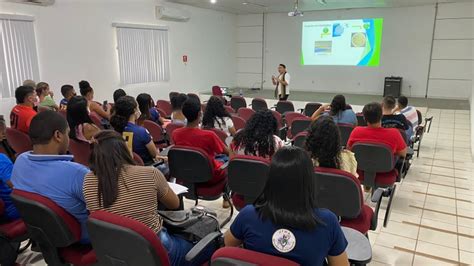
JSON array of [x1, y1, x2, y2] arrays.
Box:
[[259, 6, 436, 97], [0, 0, 237, 120], [428, 2, 473, 100]]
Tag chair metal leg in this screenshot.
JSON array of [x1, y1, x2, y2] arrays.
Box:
[[18, 239, 32, 253], [220, 192, 234, 228], [416, 139, 422, 158], [383, 185, 397, 228]]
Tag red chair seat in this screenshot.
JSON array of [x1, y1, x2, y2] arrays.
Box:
[[0, 219, 27, 239], [231, 194, 245, 210], [358, 169, 398, 186], [340, 205, 374, 234], [59, 244, 96, 266], [195, 178, 227, 198]]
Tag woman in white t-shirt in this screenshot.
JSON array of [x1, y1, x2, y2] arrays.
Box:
[[202, 96, 236, 136], [230, 109, 284, 159]]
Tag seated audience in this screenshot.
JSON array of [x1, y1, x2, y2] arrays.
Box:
[[172, 98, 229, 185], [306, 116, 357, 176], [79, 80, 110, 120], [59, 84, 76, 110], [36, 82, 59, 111], [170, 93, 188, 125], [10, 86, 37, 134], [0, 152, 18, 222], [83, 130, 213, 265], [394, 95, 419, 131], [136, 93, 168, 126], [0, 116, 16, 161], [202, 96, 236, 136], [11, 111, 90, 243], [311, 95, 357, 126], [230, 109, 284, 159], [381, 96, 411, 139], [113, 88, 127, 103], [110, 96, 163, 166], [347, 102, 407, 158], [225, 146, 349, 266], [67, 96, 100, 143]]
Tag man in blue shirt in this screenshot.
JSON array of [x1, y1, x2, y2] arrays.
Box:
[[11, 111, 90, 243], [0, 154, 19, 222]]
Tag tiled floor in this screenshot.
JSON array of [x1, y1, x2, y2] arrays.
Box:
[[16, 107, 473, 265]]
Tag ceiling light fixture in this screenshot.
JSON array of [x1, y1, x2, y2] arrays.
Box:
[[288, 0, 303, 17], [241, 1, 266, 8], [210, 0, 216, 4]]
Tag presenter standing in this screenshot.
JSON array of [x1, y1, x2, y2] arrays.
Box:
[[272, 64, 290, 101]]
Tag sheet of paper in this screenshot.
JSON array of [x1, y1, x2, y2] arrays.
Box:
[[168, 182, 188, 195]]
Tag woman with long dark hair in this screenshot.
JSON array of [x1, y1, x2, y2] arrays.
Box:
[[83, 130, 211, 265], [110, 96, 162, 166], [225, 146, 349, 265], [230, 109, 284, 159], [79, 80, 110, 120], [311, 95, 356, 125], [202, 96, 236, 136], [67, 96, 100, 143], [136, 93, 167, 126], [306, 116, 357, 176]]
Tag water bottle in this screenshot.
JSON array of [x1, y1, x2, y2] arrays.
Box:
[[239, 89, 243, 97]]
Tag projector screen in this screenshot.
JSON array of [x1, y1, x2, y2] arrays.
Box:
[[301, 18, 383, 66]]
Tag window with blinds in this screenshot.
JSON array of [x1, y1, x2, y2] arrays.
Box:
[[0, 15, 40, 99], [115, 24, 170, 85]]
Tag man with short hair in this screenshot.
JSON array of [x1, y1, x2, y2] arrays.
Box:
[[172, 98, 229, 205], [348, 102, 407, 158], [10, 86, 38, 134], [381, 96, 412, 140], [395, 95, 418, 131], [59, 84, 76, 110], [272, 64, 291, 101], [11, 111, 90, 243]]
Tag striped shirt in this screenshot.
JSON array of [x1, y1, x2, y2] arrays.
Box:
[[400, 106, 419, 131], [83, 165, 170, 233]]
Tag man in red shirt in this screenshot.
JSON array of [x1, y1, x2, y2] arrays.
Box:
[[172, 97, 229, 186], [10, 86, 38, 134], [348, 102, 407, 158]]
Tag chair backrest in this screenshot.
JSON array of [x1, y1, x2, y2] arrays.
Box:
[[275, 101, 295, 114], [11, 189, 81, 247], [89, 112, 104, 129], [58, 109, 67, 118], [337, 123, 354, 147], [133, 152, 145, 166], [168, 145, 213, 184], [212, 86, 223, 97], [211, 247, 299, 266], [144, 120, 165, 143], [165, 123, 185, 144], [187, 93, 201, 103], [356, 113, 367, 126], [87, 210, 170, 266], [156, 108, 167, 119], [156, 100, 173, 117], [285, 112, 307, 127], [6, 128, 32, 155], [303, 103, 322, 117], [251, 98, 268, 112], [228, 155, 270, 206], [416, 109, 423, 126], [169, 92, 179, 102], [224, 105, 235, 114], [271, 110, 283, 129], [206, 128, 228, 144], [230, 96, 247, 113], [69, 139, 91, 167], [292, 131, 308, 148], [231, 115, 246, 131], [290, 118, 312, 138], [351, 142, 395, 173], [314, 167, 363, 219], [237, 107, 256, 122]]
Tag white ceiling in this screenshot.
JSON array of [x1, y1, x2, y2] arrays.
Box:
[[165, 0, 474, 14]]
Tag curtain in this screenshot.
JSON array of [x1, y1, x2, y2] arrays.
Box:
[[116, 26, 170, 85], [0, 18, 39, 98]]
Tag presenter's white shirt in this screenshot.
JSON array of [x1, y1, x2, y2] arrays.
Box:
[[277, 72, 290, 96]]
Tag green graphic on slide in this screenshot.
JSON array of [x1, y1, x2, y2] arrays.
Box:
[[367, 18, 383, 66], [300, 51, 305, 65]]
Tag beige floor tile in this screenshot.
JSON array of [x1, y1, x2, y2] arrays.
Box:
[[424, 195, 456, 208], [416, 241, 459, 262], [371, 245, 414, 266], [459, 251, 474, 265], [375, 232, 416, 250], [422, 209, 458, 225], [380, 220, 419, 239], [412, 255, 458, 266], [458, 236, 473, 253], [417, 228, 458, 249]]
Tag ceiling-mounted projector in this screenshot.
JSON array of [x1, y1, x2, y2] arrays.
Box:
[[288, 0, 303, 17]]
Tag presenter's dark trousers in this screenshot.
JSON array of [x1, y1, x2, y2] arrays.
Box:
[[279, 94, 289, 101]]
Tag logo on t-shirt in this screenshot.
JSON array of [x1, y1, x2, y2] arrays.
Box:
[[272, 229, 296, 253]]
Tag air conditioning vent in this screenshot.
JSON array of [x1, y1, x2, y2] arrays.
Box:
[[156, 6, 190, 22]]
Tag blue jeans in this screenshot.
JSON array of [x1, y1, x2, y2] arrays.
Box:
[[158, 228, 214, 266]]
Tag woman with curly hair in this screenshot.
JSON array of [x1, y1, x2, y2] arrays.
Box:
[[310, 94, 356, 126], [202, 96, 236, 136], [230, 110, 284, 159], [306, 116, 357, 176]]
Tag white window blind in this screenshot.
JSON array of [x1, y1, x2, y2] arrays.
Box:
[[0, 16, 39, 99], [115, 24, 170, 85]]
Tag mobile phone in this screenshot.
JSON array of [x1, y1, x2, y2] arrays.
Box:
[[103, 100, 108, 112]]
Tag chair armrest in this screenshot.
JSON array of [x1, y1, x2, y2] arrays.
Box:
[[185, 232, 222, 262], [297, 108, 304, 113], [370, 187, 385, 230], [270, 106, 276, 110], [219, 161, 229, 170]]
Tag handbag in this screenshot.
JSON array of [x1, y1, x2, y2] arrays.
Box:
[[158, 206, 221, 243]]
